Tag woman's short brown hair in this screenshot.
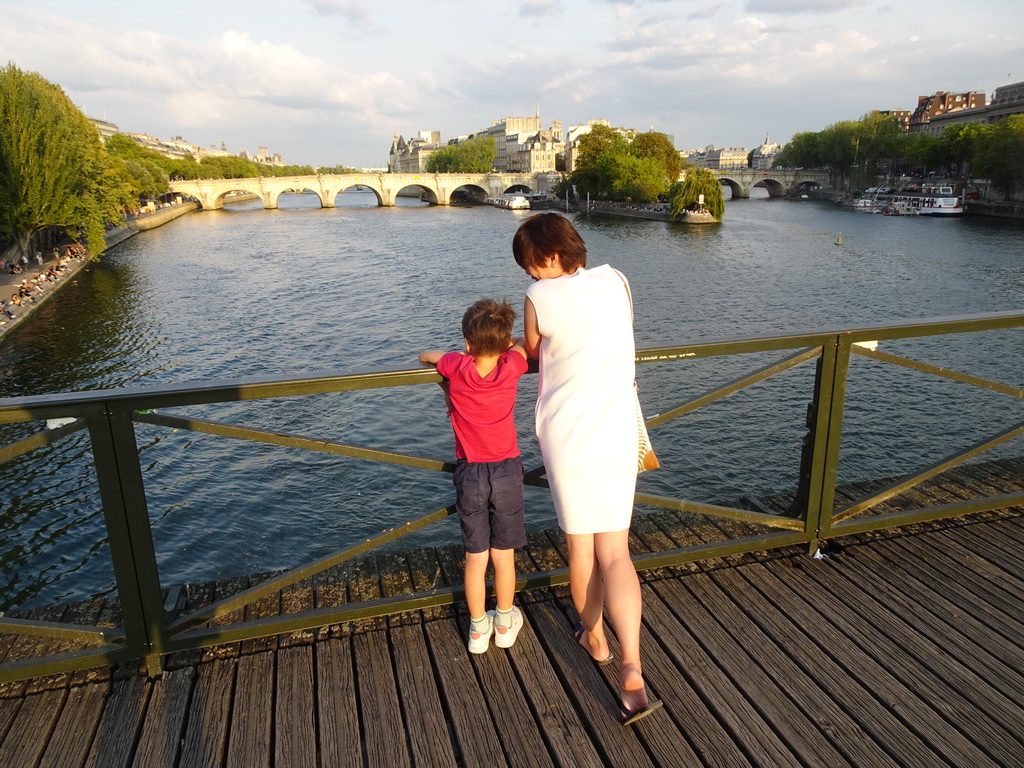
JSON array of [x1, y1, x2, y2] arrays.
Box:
[[462, 298, 516, 357], [512, 213, 587, 272]]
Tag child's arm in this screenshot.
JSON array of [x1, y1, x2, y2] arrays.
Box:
[[419, 350, 445, 365]]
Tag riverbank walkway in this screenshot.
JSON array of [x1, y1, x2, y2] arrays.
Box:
[[1, 459, 1022, 766]]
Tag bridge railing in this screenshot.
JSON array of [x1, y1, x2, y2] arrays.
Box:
[[1, 310, 1022, 682]]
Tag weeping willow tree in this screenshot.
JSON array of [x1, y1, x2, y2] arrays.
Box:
[[667, 167, 725, 222], [0, 63, 134, 257]]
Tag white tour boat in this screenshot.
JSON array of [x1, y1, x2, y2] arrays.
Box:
[[487, 194, 531, 210]]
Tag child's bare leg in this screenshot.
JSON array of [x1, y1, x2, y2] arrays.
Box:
[[464, 550, 490, 620], [490, 547, 516, 612]]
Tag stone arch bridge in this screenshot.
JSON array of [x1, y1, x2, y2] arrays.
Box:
[[168, 173, 554, 210], [715, 169, 829, 199]]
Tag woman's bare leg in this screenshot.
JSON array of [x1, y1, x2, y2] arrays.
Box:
[[565, 532, 610, 661], [594, 529, 649, 710]]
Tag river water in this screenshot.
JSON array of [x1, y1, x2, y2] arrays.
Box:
[[2, 189, 1023, 610]]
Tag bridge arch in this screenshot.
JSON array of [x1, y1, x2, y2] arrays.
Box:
[[449, 184, 489, 204], [266, 185, 326, 209]]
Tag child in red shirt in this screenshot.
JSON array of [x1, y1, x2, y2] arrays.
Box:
[[420, 298, 529, 653]]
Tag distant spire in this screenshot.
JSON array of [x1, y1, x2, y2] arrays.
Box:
[[536, 95, 540, 121]]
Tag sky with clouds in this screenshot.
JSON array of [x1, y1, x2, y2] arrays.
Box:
[[2, 0, 1021, 168]]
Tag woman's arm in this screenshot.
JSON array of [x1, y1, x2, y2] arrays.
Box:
[[523, 296, 542, 359]]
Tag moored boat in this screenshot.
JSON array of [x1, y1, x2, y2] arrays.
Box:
[[487, 194, 531, 210]]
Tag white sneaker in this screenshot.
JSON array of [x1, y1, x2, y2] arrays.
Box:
[[493, 606, 524, 649], [467, 613, 494, 654]]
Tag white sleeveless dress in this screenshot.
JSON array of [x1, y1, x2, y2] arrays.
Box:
[[526, 264, 638, 534]]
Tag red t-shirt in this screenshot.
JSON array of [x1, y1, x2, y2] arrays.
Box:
[[436, 349, 528, 462]]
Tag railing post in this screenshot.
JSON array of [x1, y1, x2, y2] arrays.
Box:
[[87, 404, 167, 677], [801, 335, 850, 554]]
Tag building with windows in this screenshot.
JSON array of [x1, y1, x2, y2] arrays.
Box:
[[683, 145, 749, 170], [388, 131, 443, 173], [750, 134, 783, 170], [876, 109, 913, 131], [913, 80, 1024, 136], [909, 90, 988, 133]]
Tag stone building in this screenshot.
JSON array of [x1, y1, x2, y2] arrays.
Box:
[[683, 145, 749, 170], [913, 80, 1024, 136], [909, 90, 988, 133], [388, 131, 443, 173], [877, 109, 913, 131], [750, 134, 783, 170]]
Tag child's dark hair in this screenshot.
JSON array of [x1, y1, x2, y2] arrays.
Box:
[[462, 298, 516, 356]]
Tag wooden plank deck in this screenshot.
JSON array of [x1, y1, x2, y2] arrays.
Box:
[[2, 462, 1024, 767]]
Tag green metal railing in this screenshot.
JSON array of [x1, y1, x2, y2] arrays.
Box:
[[1, 310, 1023, 682]]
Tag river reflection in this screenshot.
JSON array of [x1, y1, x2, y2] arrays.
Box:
[[2, 189, 1023, 609]]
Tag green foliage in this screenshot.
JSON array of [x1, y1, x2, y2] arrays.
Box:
[[0, 63, 134, 256], [608, 155, 668, 202], [568, 125, 680, 201], [667, 167, 725, 221], [105, 135, 170, 201], [425, 136, 496, 173], [972, 115, 1024, 197], [629, 131, 682, 184]]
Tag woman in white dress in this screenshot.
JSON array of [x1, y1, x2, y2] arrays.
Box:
[[513, 213, 662, 725]]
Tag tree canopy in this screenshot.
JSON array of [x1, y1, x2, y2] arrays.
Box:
[[667, 167, 725, 222], [425, 136, 496, 173], [0, 63, 135, 256], [563, 126, 682, 202]]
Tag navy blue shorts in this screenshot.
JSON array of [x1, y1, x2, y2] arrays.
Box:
[[453, 456, 526, 554]]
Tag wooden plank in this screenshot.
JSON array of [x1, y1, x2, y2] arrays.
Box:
[[84, 674, 151, 768], [39, 681, 109, 768], [423, 610, 507, 768], [0, 603, 67, 697], [391, 623, 458, 767], [527, 600, 658, 767], [352, 629, 409, 768], [315, 638, 361, 767], [0, 696, 20, 743], [276, 646, 316, 768], [378, 550, 458, 766], [768, 555, 1022, 766], [690, 566, 940, 766], [466, 616, 556, 768], [404, 547, 447, 621], [648, 577, 852, 766], [314, 563, 350, 640], [202, 575, 248, 661], [240, 572, 282, 655], [224, 654, 272, 768], [829, 541, 1024, 696], [710, 564, 943, 767], [279, 577, 316, 647], [378, 552, 418, 628], [131, 667, 194, 768], [864, 535, 1024, 659], [26, 598, 104, 694], [0, 687, 67, 766], [177, 659, 235, 768], [70, 597, 121, 686], [166, 581, 215, 670]]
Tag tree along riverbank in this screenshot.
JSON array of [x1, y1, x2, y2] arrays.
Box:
[[0, 202, 198, 342]]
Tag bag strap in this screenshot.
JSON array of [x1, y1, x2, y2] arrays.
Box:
[[612, 267, 633, 322]]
